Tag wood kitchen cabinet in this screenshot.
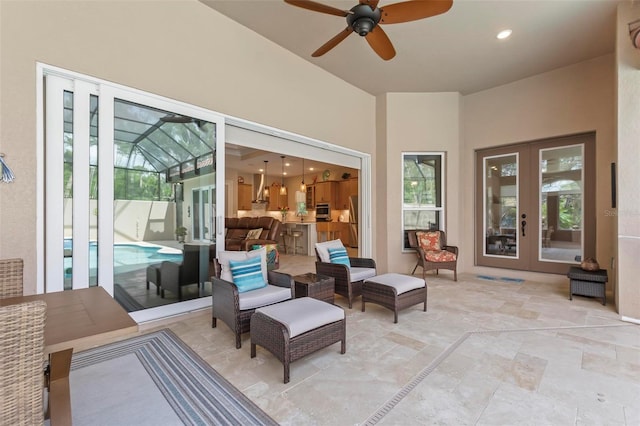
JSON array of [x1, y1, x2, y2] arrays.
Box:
[[306, 185, 315, 208], [237, 183, 253, 210], [316, 221, 350, 246], [314, 181, 336, 204], [267, 183, 288, 211], [336, 178, 358, 209]]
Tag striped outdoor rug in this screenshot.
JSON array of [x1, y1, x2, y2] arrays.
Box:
[[70, 329, 278, 426]]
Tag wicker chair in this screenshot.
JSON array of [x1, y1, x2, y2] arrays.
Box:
[[315, 240, 377, 309], [0, 258, 24, 299], [211, 259, 294, 349], [407, 230, 458, 281], [0, 300, 47, 425]]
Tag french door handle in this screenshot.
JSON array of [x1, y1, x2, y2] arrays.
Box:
[[521, 220, 527, 237]]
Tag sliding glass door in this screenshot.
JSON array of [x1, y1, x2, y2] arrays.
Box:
[[44, 71, 224, 316]]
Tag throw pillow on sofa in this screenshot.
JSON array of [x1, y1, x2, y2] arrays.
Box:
[[245, 228, 263, 239]]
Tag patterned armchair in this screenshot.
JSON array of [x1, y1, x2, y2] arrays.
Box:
[[407, 230, 458, 281]]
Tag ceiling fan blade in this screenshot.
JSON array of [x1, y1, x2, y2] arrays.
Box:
[[379, 0, 453, 24], [365, 26, 396, 60], [284, 0, 350, 17], [359, 0, 380, 9], [312, 27, 353, 57]]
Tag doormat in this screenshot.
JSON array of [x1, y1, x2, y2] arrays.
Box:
[[477, 275, 525, 284]]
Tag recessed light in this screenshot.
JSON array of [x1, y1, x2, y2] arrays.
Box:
[[497, 29, 512, 40]]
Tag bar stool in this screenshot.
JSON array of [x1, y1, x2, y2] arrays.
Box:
[[290, 230, 304, 255], [279, 228, 289, 254]]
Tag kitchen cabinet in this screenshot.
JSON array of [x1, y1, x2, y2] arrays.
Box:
[[237, 183, 253, 210], [306, 185, 315, 208], [316, 221, 350, 246], [267, 183, 288, 211], [336, 178, 358, 209], [314, 181, 336, 204]]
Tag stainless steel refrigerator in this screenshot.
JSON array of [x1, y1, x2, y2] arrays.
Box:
[[349, 195, 358, 248]]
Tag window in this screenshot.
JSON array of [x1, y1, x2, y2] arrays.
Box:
[[402, 152, 445, 250]]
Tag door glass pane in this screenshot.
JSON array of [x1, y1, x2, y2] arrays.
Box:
[[89, 94, 99, 286], [484, 154, 518, 257], [112, 99, 217, 310], [193, 189, 201, 240], [202, 188, 211, 241], [63, 90, 74, 289], [539, 145, 583, 262]]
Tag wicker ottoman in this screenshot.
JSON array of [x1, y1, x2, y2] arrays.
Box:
[[250, 297, 346, 383], [362, 273, 427, 323], [567, 266, 608, 305]]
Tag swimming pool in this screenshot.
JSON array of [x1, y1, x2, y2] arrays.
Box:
[[64, 241, 183, 277]]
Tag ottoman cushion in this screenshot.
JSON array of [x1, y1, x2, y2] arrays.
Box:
[[256, 297, 344, 338], [365, 273, 425, 295]]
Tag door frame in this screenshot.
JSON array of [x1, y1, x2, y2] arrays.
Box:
[[475, 132, 595, 274]]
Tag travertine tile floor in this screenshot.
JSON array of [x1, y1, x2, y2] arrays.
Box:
[[135, 255, 639, 425]]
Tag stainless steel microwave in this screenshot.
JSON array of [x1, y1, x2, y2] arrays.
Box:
[[315, 203, 331, 221]]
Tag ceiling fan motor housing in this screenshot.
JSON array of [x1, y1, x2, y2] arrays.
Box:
[[347, 4, 381, 36]]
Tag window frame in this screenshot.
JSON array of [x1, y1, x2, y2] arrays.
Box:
[[401, 151, 446, 252]]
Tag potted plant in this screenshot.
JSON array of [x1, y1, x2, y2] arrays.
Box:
[[175, 226, 188, 243]]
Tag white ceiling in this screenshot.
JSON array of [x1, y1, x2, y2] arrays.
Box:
[[225, 143, 355, 178], [201, 0, 618, 95]]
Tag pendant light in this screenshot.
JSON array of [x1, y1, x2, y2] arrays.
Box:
[[263, 160, 269, 198], [279, 155, 287, 196], [300, 158, 306, 192]]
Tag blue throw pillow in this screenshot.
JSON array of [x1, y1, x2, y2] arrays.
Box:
[[229, 255, 267, 293], [328, 247, 351, 268]]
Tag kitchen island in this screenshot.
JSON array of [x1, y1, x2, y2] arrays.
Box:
[[282, 221, 317, 256]]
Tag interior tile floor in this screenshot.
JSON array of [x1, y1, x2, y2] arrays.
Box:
[[110, 254, 638, 425]]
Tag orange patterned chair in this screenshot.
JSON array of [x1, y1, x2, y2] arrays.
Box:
[[408, 230, 458, 281]]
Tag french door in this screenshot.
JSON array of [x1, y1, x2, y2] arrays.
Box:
[[475, 133, 595, 274], [192, 186, 215, 242]]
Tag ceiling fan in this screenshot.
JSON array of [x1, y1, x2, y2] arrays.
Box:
[[284, 0, 453, 60]]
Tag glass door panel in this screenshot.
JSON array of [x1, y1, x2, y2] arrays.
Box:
[[484, 154, 518, 258], [192, 186, 215, 242], [477, 146, 530, 271], [539, 145, 583, 263]]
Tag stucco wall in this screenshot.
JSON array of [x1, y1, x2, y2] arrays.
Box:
[[0, 0, 375, 294], [616, 2, 640, 321], [383, 93, 462, 276], [462, 54, 616, 283]]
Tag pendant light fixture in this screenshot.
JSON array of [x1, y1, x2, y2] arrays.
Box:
[[263, 160, 269, 198], [280, 155, 287, 196], [300, 158, 306, 192]]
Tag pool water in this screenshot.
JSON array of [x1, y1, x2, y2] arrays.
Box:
[[64, 241, 183, 277]]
